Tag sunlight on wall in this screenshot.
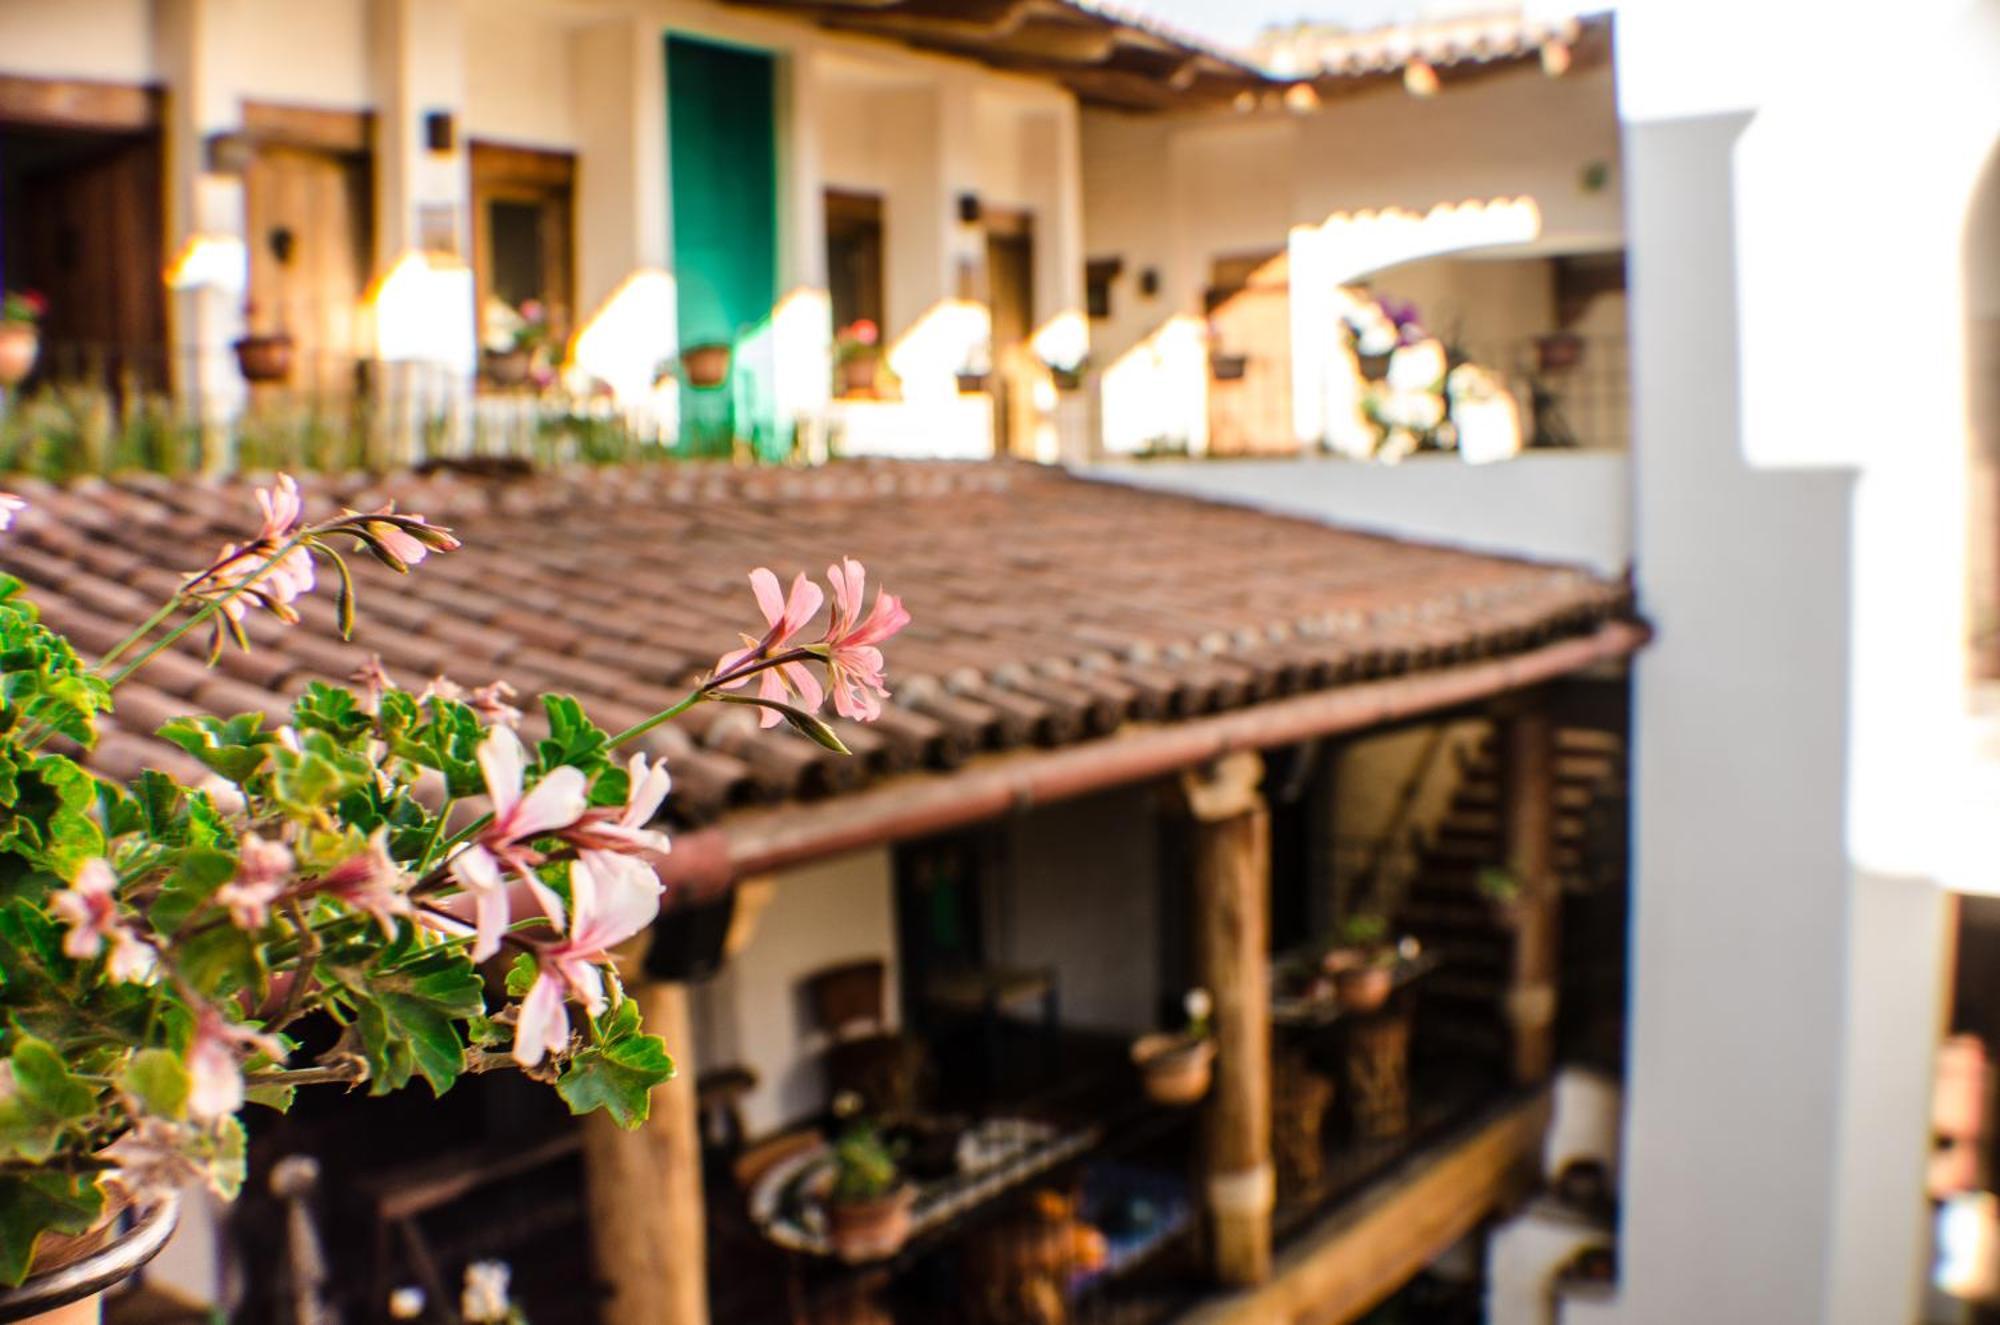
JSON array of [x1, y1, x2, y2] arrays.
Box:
[[1031, 310, 1090, 374], [1102, 314, 1208, 456], [164, 234, 248, 295], [770, 286, 833, 437], [369, 252, 477, 373], [888, 300, 992, 403], [571, 268, 678, 406], [1292, 197, 1542, 450]]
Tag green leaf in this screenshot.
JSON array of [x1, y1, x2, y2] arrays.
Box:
[[505, 951, 539, 999], [0, 1036, 99, 1162], [537, 695, 609, 773], [177, 924, 262, 1000], [150, 844, 238, 935], [123, 1048, 190, 1120], [157, 713, 275, 784], [0, 1171, 105, 1286], [556, 999, 674, 1128], [291, 682, 371, 743], [267, 732, 371, 817], [327, 946, 484, 1096]]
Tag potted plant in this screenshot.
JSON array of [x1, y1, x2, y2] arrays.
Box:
[[1040, 352, 1088, 393], [1477, 865, 1530, 928], [824, 1111, 914, 1263], [682, 341, 732, 389], [834, 319, 882, 397], [233, 303, 293, 385], [1208, 351, 1248, 382], [0, 290, 45, 387], [0, 479, 911, 1317], [482, 298, 552, 388], [1131, 988, 1216, 1105], [1323, 913, 1398, 1012]]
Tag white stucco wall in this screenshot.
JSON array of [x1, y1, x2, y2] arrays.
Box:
[[688, 848, 901, 1138], [1085, 451, 1632, 577], [464, 5, 577, 148], [0, 0, 157, 83]]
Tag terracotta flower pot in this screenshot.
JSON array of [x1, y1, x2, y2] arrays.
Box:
[[234, 333, 294, 385], [1333, 962, 1395, 1013], [1355, 351, 1392, 382], [483, 347, 532, 386], [1051, 365, 1085, 392], [826, 1186, 914, 1263], [839, 356, 879, 397], [1131, 1033, 1215, 1106], [0, 324, 39, 386], [0, 1199, 177, 1324], [682, 342, 732, 389], [1209, 352, 1248, 382], [955, 371, 990, 394]]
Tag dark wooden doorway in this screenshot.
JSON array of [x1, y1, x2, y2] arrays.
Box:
[[984, 208, 1034, 458], [0, 74, 166, 389], [469, 141, 575, 378], [825, 188, 884, 335]]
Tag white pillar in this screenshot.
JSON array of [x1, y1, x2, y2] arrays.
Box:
[[773, 46, 831, 444]]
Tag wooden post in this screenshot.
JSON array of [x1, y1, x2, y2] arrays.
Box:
[[581, 980, 709, 1325], [1181, 750, 1273, 1287], [1500, 700, 1559, 1084]]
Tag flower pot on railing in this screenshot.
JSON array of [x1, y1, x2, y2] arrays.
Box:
[[0, 325, 39, 387], [826, 1186, 915, 1263], [1131, 1033, 1215, 1106], [1327, 955, 1395, 1013], [1209, 352, 1248, 382], [839, 356, 879, 398], [482, 347, 532, 387], [1050, 365, 1085, 392], [1355, 351, 1392, 382], [955, 371, 990, 394], [234, 333, 295, 385], [0, 1198, 177, 1325], [682, 342, 732, 389]]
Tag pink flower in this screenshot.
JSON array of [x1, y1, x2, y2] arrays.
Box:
[[564, 753, 672, 859], [315, 829, 413, 937], [349, 502, 455, 571], [186, 475, 317, 627], [449, 726, 589, 961], [255, 474, 305, 542], [467, 680, 523, 728], [187, 1006, 285, 1122], [714, 569, 825, 728], [821, 558, 911, 722], [50, 859, 157, 984], [214, 833, 294, 930], [511, 852, 662, 1067], [351, 655, 395, 714], [0, 494, 25, 530]]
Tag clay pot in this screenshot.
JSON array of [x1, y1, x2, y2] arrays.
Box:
[[1131, 1033, 1215, 1106], [955, 371, 990, 394], [1050, 365, 1085, 392], [839, 356, 879, 397], [0, 1199, 177, 1324], [0, 325, 38, 387], [826, 1186, 914, 1263], [1355, 351, 1392, 382], [233, 333, 294, 384], [1209, 352, 1248, 382], [1333, 961, 1395, 1013], [483, 347, 532, 386], [682, 342, 732, 389]]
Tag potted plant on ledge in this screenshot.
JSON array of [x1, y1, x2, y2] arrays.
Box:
[[834, 319, 882, 398], [825, 1107, 914, 1263], [233, 302, 293, 385], [0, 291, 45, 388], [1131, 987, 1216, 1105], [482, 298, 552, 388], [0, 479, 912, 1320], [1323, 913, 1398, 1013]]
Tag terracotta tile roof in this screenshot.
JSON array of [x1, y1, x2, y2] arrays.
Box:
[[4, 462, 1632, 825], [1251, 10, 1609, 86]]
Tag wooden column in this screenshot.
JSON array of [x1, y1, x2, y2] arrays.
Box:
[[1181, 751, 1274, 1287], [1500, 700, 1559, 1085], [581, 980, 709, 1325]]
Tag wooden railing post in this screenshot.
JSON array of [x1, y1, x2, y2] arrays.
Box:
[[1181, 750, 1274, 1287], [1500, 699, 1559, 1085], [581, 979, 709, 1325]]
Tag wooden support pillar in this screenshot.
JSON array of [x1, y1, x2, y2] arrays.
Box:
[[1181, 751, 1274, 1288], [581, 980, 709, 1325], [1500, 699, 1559, 1085]]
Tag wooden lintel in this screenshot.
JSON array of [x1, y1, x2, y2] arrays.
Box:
[[240, 101, 372, 155], [0, 73, 159, 132], [1180, 750, 1265, 822], [1180, 1094, 1550, 1325]]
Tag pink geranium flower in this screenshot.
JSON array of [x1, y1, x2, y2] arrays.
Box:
[[0, 494, 25, 531], [714, 569, 825, 728], [187, 1006, 285, 1122], [50, 859, 157, 984], [512, 852, 663, 1067], [316, 829, 414, 937], [186, 474, 316, 625], [214, 833, 294, 930], [820, 558, 911, 722], [449, 726, 589, 961], [564, 753, 672, 859]]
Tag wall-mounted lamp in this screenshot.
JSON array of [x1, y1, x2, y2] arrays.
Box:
[[1138, 268, 1161, 298], [956, 192, 982, 225], [424, 110, 455, 154], [1404, 59, 1440, 97]]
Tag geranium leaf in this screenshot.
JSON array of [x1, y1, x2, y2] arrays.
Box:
[[0, 1171, 104, 1287], [122, 1048, 190, 1120], [556, 1000, 674, 1128]]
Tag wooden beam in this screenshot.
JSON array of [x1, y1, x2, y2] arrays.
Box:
[[0, 73, 159, 132], [1500, 700, 1558, 1084], [1185, 751, 1274, 1287], [1179, 1094, 1550, 1325], [581, 982, 709, 1325], [241, 101, 372, 154]]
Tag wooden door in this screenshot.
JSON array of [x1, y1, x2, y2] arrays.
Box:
[[1205, 250, 1292, 456], [469, 142, 574, 372], [825, 189, 885, 333], [985, 215, 1034, 458], [6, 130, 166, 387], [244, 144, 371, 394]]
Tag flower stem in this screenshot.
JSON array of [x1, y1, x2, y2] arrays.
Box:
[[93, 597, 184, 673]]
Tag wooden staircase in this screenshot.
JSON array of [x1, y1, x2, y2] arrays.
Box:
[[1395, 721, 1629, 1075]]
